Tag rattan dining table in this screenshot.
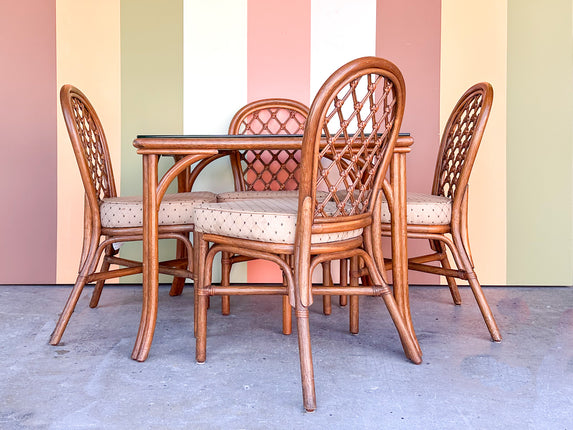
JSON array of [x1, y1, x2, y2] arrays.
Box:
[[130, 133, 417, 362]]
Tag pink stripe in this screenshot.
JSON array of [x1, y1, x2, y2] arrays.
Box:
[[246, 0, 311, 282], [377, 0, 441, 284], [247, 0, 311, 105], [0, 1, 57, 283]]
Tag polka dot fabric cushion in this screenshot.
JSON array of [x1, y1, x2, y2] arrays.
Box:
[[193, 197, 363, 244], [380, 192, 452, 225], [216, 190, 299, 202], [100, 191, 217, 228]]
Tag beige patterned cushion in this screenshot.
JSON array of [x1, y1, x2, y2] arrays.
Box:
[[216, 190, 335, 202], [193, 197, 363, 244], [217, 190, 299, 202], [380, 192, 452, 225], [100, 191, 217, 228]]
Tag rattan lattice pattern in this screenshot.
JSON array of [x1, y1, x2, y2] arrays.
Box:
[[70, 96, 113, 203], [437, 91, 484, 199], [238, 107, 307, 192], [315, 74, 397, 218]]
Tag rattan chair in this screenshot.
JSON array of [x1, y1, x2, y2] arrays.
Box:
[[50, 85, 217, 346], [217, 99, 310, 332], [377, 82, 501, 342], [193, 57, 422, 411], [218, 99, 349, 333]]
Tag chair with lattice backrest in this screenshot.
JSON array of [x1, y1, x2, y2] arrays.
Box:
[[215, 99, 341, 332], [50, 84, 217, 346], [215, 99, 305, 328], [192, 57, 422, 411], [225, 98, 308, 194], [376, 82, 501, 342]]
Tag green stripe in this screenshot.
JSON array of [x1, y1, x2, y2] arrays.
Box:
[[507, 0, 573, 285], [120, 0, 183, 282]]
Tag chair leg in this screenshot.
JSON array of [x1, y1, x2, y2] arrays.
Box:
[[379, 286, 423, 364], [339, 258, 348, 307], [282, 296, 292, 335], [221, 251, 231, 316], [169, 239, 188, 296], [196, 292, 209, 362], [467, 272, 502, 342], [90, 279, 106, 308], [349, 296, 359, 334], [52, 227, 102, 345], [89, 257, 111, 308], [322, 262, 332, 315], [349, 256, 359, 334], [295, 305, 316, 412], [50, 275, 89, 345], [195, 233, 209, 360], [280, 255, 293, 334], [435, 240, 461, 305], [448, 234, 502, 342]]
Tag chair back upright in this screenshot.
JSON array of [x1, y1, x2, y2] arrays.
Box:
[[60, 84, 117, 220], [298, 57, 406, 232], [228, 98, 309, 192], [431, 83, 493, 213]]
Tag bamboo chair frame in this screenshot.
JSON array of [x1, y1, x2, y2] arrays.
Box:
[[194, 57, 422, 412], [377, 82, 501, 342], [50, 85, 196, 345], [169, 100, 309, 305], [220, 99, 341, 331]]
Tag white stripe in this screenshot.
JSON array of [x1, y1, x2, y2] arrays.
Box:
[[183, 0, 248, 282], [183, 0, 247, 135], [183, 0, 247, 194], [310, 0, 377, 99]]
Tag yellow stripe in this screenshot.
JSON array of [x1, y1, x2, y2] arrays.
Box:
[[56, 0, 121, 283], [441, 0, 507, 285]]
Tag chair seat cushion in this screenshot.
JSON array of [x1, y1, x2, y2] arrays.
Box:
[[380, 192, 452, 225], [193, 197, 363, 244], [217, 190, 299, 202], [100, 191, 217, 228]]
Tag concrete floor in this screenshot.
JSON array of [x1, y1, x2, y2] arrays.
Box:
[[0, 284, 571, 429]]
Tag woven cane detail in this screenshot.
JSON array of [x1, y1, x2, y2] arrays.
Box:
[[236, 106, 307, 192], [70, 96, 113, 204], [315, 74, 397, 218], [437, 91, 484, 199]]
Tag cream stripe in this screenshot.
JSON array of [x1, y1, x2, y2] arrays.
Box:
[[183, 0, 248, 282], [441, 0, 507, 285], [56, 0, 121, 283], [308, 0, 375, 283], [183, 0, 247, 137], [183, 0, 245, 195]]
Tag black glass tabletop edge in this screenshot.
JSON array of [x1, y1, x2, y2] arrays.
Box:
[[136, 132, 411, 139]]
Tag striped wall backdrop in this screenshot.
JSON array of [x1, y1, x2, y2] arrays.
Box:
[[1, 0, 572, 287]]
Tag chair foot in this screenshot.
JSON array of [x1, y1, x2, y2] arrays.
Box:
[[89, 280, 105, 308], [296, 308, 316, 412], [282, 296, 292, 335], [380, 289, 422, 365], [349, 295, 359, 334], [467, 274, 502, 342], [322, 295, 331, 315], [50, 276, 88, 345], [486, 314, 502, 342], [195, 294, 208, 363], [221, 295, 230, 316], [446, 278, 462, 305], [436, 244, 462, 305], [169, 277, 186, 296]]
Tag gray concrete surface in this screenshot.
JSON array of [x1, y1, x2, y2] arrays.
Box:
[[1, 284, 571, 429]]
